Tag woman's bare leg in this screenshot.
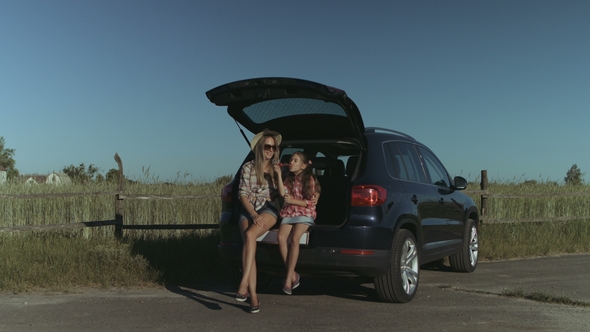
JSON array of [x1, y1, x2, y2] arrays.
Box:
[[238, 213, 277, 305], [237, 218, 250, 295]]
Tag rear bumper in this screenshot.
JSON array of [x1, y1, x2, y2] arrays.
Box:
[[259, 245, 392, 278], [218, 243, 391, 278], [218, 218, 394, 278]]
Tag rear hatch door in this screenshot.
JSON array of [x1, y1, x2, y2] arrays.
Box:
[[206, 77, 365, 146]]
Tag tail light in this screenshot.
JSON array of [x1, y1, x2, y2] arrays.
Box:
[[351, 185, 387, 206], [221, 183, 232, 211]]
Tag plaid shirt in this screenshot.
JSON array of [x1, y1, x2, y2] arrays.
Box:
[[239, 160, 276, 211], [280, 175, 317, 220]]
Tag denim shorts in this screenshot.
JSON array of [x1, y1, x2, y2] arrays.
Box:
[[281, 216, 315, 226], [239, 202, 279, 223]]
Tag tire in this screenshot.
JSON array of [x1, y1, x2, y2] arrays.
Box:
[[374, 229, 420, 303], [449, 219, 479, 272]]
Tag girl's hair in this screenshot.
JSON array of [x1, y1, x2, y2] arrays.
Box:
[[253, 135, 280, 185], [285, 151, 321, 199]]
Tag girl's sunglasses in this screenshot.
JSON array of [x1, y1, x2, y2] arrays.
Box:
[[264, 144, 276, 151]]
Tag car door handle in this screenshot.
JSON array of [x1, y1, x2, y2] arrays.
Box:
[[411, 195, 418, 204]]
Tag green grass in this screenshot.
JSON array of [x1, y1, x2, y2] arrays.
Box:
[[0, 230, 222, 292], [1, 177, 589, 292], [0, 176, 229, 292], [0, 177, 227, 238], [465, 180, 590, 260], [479, 220, 590, 260], [128, 230, 222, 285], [0, 232, 160, 292]]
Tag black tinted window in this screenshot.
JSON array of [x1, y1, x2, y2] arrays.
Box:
[[417, 147, 450, 187], [384, 142, 427, 183], [243, 98, 347, 124]]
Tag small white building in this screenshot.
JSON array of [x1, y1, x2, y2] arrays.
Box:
[[46, 172, 71, 185], [24, 175, 47, 185], [22, 172, 72, 186], [0, 166, 6, 185]]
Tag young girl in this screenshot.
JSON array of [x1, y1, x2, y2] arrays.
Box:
[[274, 151, 321, 295]]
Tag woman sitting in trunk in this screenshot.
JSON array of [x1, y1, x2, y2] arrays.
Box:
[[235, 129, 282, 314]]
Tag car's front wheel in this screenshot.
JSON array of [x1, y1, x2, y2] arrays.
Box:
[[374, 229, 420, 303], [449, 219, 479, 272]]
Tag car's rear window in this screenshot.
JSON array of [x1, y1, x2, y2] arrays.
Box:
[[243, 98, 347, 124]]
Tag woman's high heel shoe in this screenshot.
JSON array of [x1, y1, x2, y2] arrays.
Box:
[[249, 302, 261, 314], [235, 292, 249, 302]]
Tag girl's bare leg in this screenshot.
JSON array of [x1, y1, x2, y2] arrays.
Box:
[[277, 223, 293, 266], [284, 224, 309, 289]]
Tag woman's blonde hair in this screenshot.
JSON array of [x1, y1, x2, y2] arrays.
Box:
[[253, 135, 280, 186]]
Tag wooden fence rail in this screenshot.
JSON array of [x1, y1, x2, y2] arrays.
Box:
[[2, 162, 590, 233], [0, 154, 221, 236]]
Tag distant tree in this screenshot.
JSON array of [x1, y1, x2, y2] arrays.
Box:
[[521, 180, 538, 186], [105, 168, 121, 183], [62, 163, 99, 183], [95, 174, 105, 182], [0, 136, 19, 179], [564, 164, 584, 186]]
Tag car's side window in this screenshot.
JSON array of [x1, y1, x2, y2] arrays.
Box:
[[383, 142, 403, 179], [384, 142, 427, 183], [398, 143, 427, 183], [417, 147, 449, 187]]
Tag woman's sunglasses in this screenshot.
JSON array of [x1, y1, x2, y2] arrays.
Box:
[[263, 144, 276, 151]]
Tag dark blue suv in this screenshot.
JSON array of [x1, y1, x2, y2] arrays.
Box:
[[207, 77, 480, 303]]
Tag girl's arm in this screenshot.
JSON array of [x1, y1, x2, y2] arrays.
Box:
[[284, 196, 308, 207], [285, 176, 316, 208], [273, 163, 286, 197], [311, 178, 321, 205]]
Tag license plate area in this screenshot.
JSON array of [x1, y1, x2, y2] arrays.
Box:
[[256, 229, 309, 245]]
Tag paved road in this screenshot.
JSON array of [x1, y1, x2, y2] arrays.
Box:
[[1, 254, 588, 332]]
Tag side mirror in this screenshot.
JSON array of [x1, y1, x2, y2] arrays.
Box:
[[452, 176, 468, 190]]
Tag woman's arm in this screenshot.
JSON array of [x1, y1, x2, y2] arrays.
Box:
[[238, 162, 254, 198], [240, 195, 258, 218], [238, 162, 259, 218]]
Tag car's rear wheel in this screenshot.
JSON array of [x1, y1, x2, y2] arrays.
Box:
[[449, 219, 479, 272], [374, 229, 419, 303]]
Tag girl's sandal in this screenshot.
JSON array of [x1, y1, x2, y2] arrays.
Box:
[[292, 272, 301, 289], [282, 286, 292, 295]]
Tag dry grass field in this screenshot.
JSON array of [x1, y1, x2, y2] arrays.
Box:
[[1, 177, 589, 292]]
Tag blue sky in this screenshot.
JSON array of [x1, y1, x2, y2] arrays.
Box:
[[1, 0, 589, 183]]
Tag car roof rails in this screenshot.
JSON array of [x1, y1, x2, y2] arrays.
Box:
[[365, 127, 415, 140]]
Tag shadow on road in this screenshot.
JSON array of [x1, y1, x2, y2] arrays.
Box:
[[165, 259, 472, 307], [165, 283, 256, 313]]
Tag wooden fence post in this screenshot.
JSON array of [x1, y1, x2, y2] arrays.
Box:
[[114, 153, 124, 239], [480, 170, 488, 222]]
